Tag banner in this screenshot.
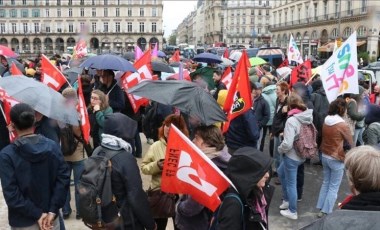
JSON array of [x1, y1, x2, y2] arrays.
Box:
[[287, 34, 303, 64], [161, 124, 232, 211], [77, 76, 91, 144], [221, 66, 232, 90], [320, 32, 358, 102], [290, 60, 312, 87], [40, 54, 67, 91], [73, 37, 88, 59]]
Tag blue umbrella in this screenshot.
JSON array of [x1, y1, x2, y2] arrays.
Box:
[[193, 52, 222, 64], [79, 54, 136, 72], [158, 50, 166, 58]]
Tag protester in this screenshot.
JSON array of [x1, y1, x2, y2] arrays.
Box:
[[101, 113, 156, 230], [176, 125, 231, 230], [211, 69, 227, 100], [369, 85, 380, 105], [88, 89, 113, 148], [260, 65, 277, 88], [261, 83, 277, 153], [278, 93, 313, 220], [97, 69, 125, 112], [252, 82, 270, 150], [0, 103, 70, 230], [35, 111, 60, 144], [141, 114, 189, 230], [316, 98, 353, 217], [344, 88, 366, 146], [216, 147, 273, 229], [362, 122, 380, 147]]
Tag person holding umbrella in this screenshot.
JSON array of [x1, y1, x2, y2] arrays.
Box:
[[97, 69, 125, 113]]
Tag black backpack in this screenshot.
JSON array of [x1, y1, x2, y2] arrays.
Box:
[[60, 125, 79, 156], [77, 146, 122, 229]]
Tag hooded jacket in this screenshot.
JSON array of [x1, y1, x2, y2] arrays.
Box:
[[217, 147, 274, 230], [271, 96, 288, 136], [0, 135, 70, 227], [320, 115, 353, 161], [261, 85, 277, 126], [102, 113, 156, 230], [278, 109, 313, 162], [311, 88, 329, 145], [98, 79, 125, 113], [253, 94, 270, 128]]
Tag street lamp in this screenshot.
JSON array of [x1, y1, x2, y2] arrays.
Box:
[[251, 28, 257, 48]]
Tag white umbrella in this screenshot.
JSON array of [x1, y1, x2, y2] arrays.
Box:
[[221, 57, 234, 66], [229, 51, 242, 62], [276, 67, 292, 79]]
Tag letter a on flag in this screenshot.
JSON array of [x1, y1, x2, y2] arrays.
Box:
[[77, 76, 91, 144], [41, 54, 67, 91], [161, 124, 233, 211]]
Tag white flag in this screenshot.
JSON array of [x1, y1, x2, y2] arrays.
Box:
[[287, 34, 304, 64]]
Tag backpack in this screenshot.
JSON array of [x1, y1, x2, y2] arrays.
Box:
[[77, 146, 122, 229], [60, 125, 79, 156], [142, 102, 158, 139], [293, 122, 318, 159]]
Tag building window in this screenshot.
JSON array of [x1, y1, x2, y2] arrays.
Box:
[[45, 9, 49, 17], [80, 22, 85, 31], [91, 0, 95, 5], [1, 23, 6, 33], [81, 0, 84, 5], [46, 26, 50, 33], [92, 8, 96, 17], [152, 8, 157, 17], [68, 0, 72, 5], [21, 9, 28, 18], [69, 8, 72, 17], [22, 0, 26, 5], [127, 22, 132, 32], [104, 8, 108, 17], [139, 22, 144, 32], [361, 0, 367, 12], [335, 0, 339, 17], [323, 1, 327, 17], [357, 26, 367, 36], [104, 0, 108, 5], [34, 22, 40, 33], [0, 10, 5, 18], [251, 9, 254, 15], [11, 0, 15, 5], [140, 8, 144, 16], [152, 22, 156, 32], [67, 23, 73, 32], [103, 22, 108, 32], [45, 0, 49, 5], [128, 8, 132, 17], [0, 0, 3, 5], [115, 22, 120, 32], [92, 22, 97, 32], [347, 0, 352, 12], [10, 9, 17, 18], [23, 23, 28, 33], [141, 0, 144, 4], [57, 8, 61, 17], [343, 27, 352, 38], [331, 28, 338, 38], [80, 8, 84, 17], [57, 22, 62, 32], [32, 9, 40, 17], [116, 8, 120, 17], [12, 23, 17, 33], [57, 0, 61, 6]]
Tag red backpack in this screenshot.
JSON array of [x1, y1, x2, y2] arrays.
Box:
[[293, 122, 318, 158]]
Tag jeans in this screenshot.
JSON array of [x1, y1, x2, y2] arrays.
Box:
[[274, 136, 283, 170], [63, 160, 84, 216], [278, 155, 303, 213], [353, 127, 364, 146], [316, 155, 345, 214], [256, 128, 264, 150]]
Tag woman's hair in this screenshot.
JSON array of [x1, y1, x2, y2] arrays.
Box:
[[287, 93, 307, 111], [345, 146, 380, 193], [276, 81, 289, 95], [91, 89, 109, 111], [158, 114, 189, 139], [194, 125, 225, 151], [328, 98, 347, 116], [10, 103, 35, 131]]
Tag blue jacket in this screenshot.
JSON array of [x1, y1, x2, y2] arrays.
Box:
[[226, 109, 260, 150], [0, 135, 70, 227]]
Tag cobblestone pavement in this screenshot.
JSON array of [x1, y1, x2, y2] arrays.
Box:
[[0, 135, 350, 230]]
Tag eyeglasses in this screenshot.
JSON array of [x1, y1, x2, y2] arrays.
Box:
[[91, 96, 100, 101]]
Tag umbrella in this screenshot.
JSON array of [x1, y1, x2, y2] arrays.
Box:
[[80, 54, 136, 72], [229, 51, 242, 62], [193, 53, 222, 64], [152, 61, 175, 73], [0, 56, 25, 76], [128, 80, 226, 125], [0, 76, 79, 126], [63, 67, 84, 84], [221, 57, 234, 66], [276, 66, 292, 79], [68, 57, 88, 68], [123, 52, 135, 61], [0, 45, 17, 58], [158, 51, 166, 58], [249, 57, 267, 67]]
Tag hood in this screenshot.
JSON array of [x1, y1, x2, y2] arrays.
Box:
[[262, 85, 276, 95], [325, 114, 345, 126], [103, 113, 137, 142], [311, 79, 323, 92], [205, 146, 231, 171], [293, 109, 313, 124], [226, 147, 272, 201], [14, 135, 53, 163], [315, 88, 326, 96]]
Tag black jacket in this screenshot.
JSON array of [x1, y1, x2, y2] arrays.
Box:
[[34, 116, 60, 144], [271, 97, 288, 136], [253, 95, 270, 128], [98, 79, 125, 112], [311, 89, 329, 145], [0, 135, 70, 227], [341, 192, 380, 211], [213, 81, 227, 100], [0, 102, 10, 151]]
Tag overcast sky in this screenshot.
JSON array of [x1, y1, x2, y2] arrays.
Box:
[[163, 1, 197, 38]]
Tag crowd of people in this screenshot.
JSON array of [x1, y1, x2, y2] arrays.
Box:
[[0, 51, 380, 230]]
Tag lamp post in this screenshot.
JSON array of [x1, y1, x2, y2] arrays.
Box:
[[251, 28, 257, 48]]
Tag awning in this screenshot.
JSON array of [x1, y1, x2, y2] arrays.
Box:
[[318, 40, 367, 52]]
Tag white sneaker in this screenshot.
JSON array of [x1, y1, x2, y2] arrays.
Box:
[[280, 209, 298, 220], [279, 201, 289, 210]]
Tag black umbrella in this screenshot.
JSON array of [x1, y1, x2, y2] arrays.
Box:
[[128, 80, 226, 125], [123, 52, 135, 61], [193, 53, 222, 64], [152, 61, 175, 73]]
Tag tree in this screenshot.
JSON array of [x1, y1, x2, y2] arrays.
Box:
[[168, 33, 177, 46]]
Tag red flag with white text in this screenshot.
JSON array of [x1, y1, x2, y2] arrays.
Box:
[[10, 62, 23, 76], [161, 124, 232, 211], [121, 51, 153, 113], [222, 50, 252, 133], [77, 76, 91, 144], [41, 54, 67, 91], [290, 60, 312, 87], [221, 66, 233, 89]]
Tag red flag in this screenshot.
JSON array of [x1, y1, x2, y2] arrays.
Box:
[[278, 58, 289, 68], [221, 66, 233, 89], [40, 54, 67, 91], [170, 50, 181, 62], [161, 124, 232, 211], [10, 62, 23, 76], [223, 48, 229, 58], [77, 76, 91, 144], [0, 87, 19, 142], [222, 50, 252, 133], [121, 51, 153, 113], [290, 60, 312, 87]]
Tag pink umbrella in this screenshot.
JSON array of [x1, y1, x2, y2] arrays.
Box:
[[0, 45, 17, 58]]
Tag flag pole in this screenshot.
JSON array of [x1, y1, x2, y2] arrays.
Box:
[[0, 103, 6, 122]]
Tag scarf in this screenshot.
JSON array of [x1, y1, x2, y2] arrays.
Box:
[[255, 194, 268, 224], [101, 134, 132, 153]]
